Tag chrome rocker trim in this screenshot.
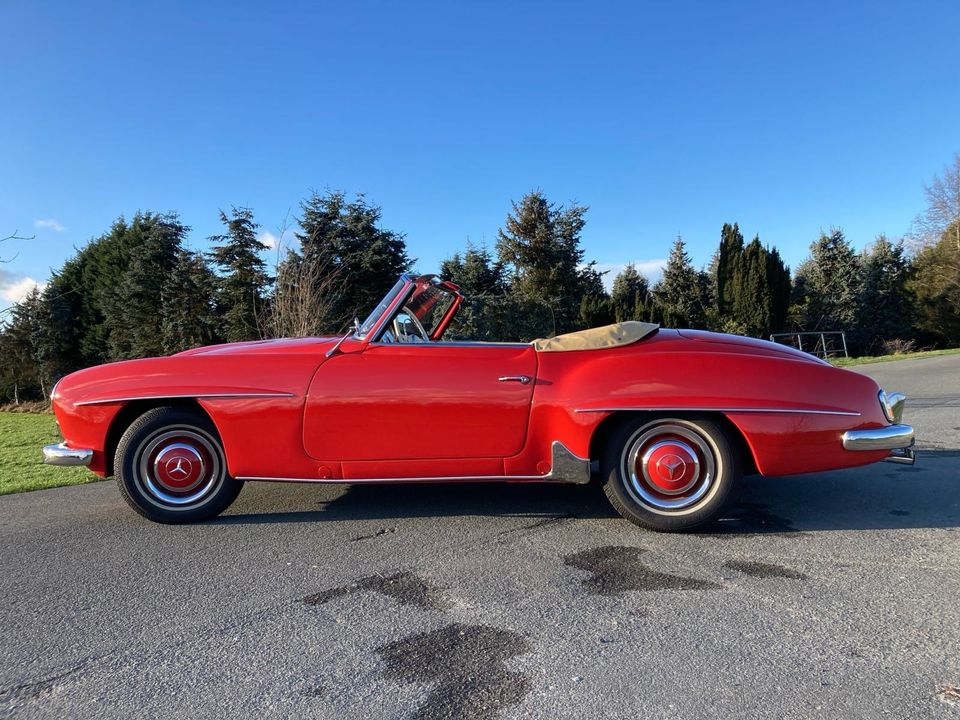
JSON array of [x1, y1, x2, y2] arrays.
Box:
[[42, 442, 93, 467], [239, 441, 592, 486]]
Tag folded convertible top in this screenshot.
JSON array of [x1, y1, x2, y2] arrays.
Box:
[[532, 321, 659, 352]]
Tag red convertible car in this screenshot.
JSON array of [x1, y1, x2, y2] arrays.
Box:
[[43, 273, 915, 531]]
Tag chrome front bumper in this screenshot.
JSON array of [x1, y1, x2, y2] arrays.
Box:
[[42, 443, 93, 467]]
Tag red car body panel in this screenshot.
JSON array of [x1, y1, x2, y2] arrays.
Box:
[[50, 282, 896, 484], [304, 343, 537, 462]]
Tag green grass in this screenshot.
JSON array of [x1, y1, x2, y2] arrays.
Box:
[[831, 347, 960, 368], [0, 412, 102, 495]]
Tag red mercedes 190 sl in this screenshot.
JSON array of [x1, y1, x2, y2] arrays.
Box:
[[43, 273, 915, 530]]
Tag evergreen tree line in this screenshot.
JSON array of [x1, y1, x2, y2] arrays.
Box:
[[2, 159, 959, 404]]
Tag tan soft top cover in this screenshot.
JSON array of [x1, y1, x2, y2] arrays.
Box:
[[531, 321, 659, 352]]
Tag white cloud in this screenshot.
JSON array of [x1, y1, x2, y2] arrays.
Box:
[[0, 271, 46, 303], [591, 259, 668, 292], [258, 231, 280, 249], [34, 218, 66, 232], [258, 229, 300, 251]]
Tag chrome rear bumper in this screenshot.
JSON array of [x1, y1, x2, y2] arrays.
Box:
[[42, 443, 93, 467], [841, 424, 915, 465], [841, 424, 914, 451], [840, 389, 916, 465]]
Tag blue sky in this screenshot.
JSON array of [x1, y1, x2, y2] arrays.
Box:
[[1, 0, 958, 309]]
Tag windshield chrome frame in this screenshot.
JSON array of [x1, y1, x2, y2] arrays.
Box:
[[356, 274, 417, 343], [357, 274, 463, 346]]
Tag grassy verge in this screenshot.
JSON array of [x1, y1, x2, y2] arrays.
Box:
[[831, 347, 960, 367], [0, 412, 101, 495]]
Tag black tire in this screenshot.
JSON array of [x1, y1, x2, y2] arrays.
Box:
[[601, 415, 739, 532], [114, 406, 243, 524]]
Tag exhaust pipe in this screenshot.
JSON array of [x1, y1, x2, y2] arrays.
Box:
[[883, 447, 915, 465]]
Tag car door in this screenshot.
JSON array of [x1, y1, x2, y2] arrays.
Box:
[[302, 342, 537, 462]]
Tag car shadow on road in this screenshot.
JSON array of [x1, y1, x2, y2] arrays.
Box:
[[215, 449, 960, 533], [218, 480, 619, 526]]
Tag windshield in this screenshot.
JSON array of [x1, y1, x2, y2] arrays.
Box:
[[405, 281, 457, 338], [358, 279, 406, 338]]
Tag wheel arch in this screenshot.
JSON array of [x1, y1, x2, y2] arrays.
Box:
[[587, 410, 758, 479], [103, 398, 217, 477]]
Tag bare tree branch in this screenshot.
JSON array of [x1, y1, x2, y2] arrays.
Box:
[[911, 153, 960, 253], [1, 229, 33, 263], [268, 252, 346, 338]]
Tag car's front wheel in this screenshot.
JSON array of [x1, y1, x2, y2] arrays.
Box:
[[602, 415, 739, 532], [114, 407, 243, 524]]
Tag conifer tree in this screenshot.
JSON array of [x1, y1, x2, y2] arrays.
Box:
[[791, 229, 862, 334], [610, 264, 649, 322], [103, 213, 187, 359], [654, 236, 706, 328], [42, 214, 164, 370], [296, 191, 411, 326], [496, 191, 596, 334], [161, 250, 221, 352], [716, 223, 744, 316], [439, 243, 506, 297], [0, 288, 45, 401], [859, 236, 912, 352], [208, 207, 271, 342]]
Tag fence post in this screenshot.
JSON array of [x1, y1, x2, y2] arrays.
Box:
[[841, 332, 849, 358]]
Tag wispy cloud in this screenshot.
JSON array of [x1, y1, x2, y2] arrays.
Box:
[[34, 218, 66, 232], [258, 229, 300, 251], [592, 259, 668, 292], [0, 269, 46, 303], [258, 231, 280, 249]]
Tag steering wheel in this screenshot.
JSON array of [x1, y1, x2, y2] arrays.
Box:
[[393, 308, 430, 343]]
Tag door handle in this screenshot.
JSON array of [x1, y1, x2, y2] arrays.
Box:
[[498, 375, 532, 385]]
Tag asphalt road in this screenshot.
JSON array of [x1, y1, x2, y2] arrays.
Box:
[[2, 355, 959, 719]]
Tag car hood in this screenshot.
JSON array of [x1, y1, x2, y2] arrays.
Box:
[[675, 329, 829, 365], [174, 336, 340, 357]]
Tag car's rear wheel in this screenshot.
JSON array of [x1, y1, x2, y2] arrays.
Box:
[[115, 407, 243, 524], [602, 415, 739, 532]]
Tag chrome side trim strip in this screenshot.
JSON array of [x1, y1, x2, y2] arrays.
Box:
[[239, 441, 592, 486], [841, 424, 914, 451], [573, 406, 861, 417], [42, 442, 93, 466], [75, 392, 296, 407]]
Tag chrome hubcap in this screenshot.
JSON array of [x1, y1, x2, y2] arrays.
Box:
[[137, 428, 222, 507], [623, 422, 717, 512]]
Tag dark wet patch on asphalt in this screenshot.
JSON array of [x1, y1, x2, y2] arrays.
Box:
[[301, 684, 326, 698], [351, 526, 397, 542], [724, 559, 807, 580], [377, 623, 529, 720], [565, 546, 722, 595], [303, 571, 452, 610], [696, 502, 806, 537]]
